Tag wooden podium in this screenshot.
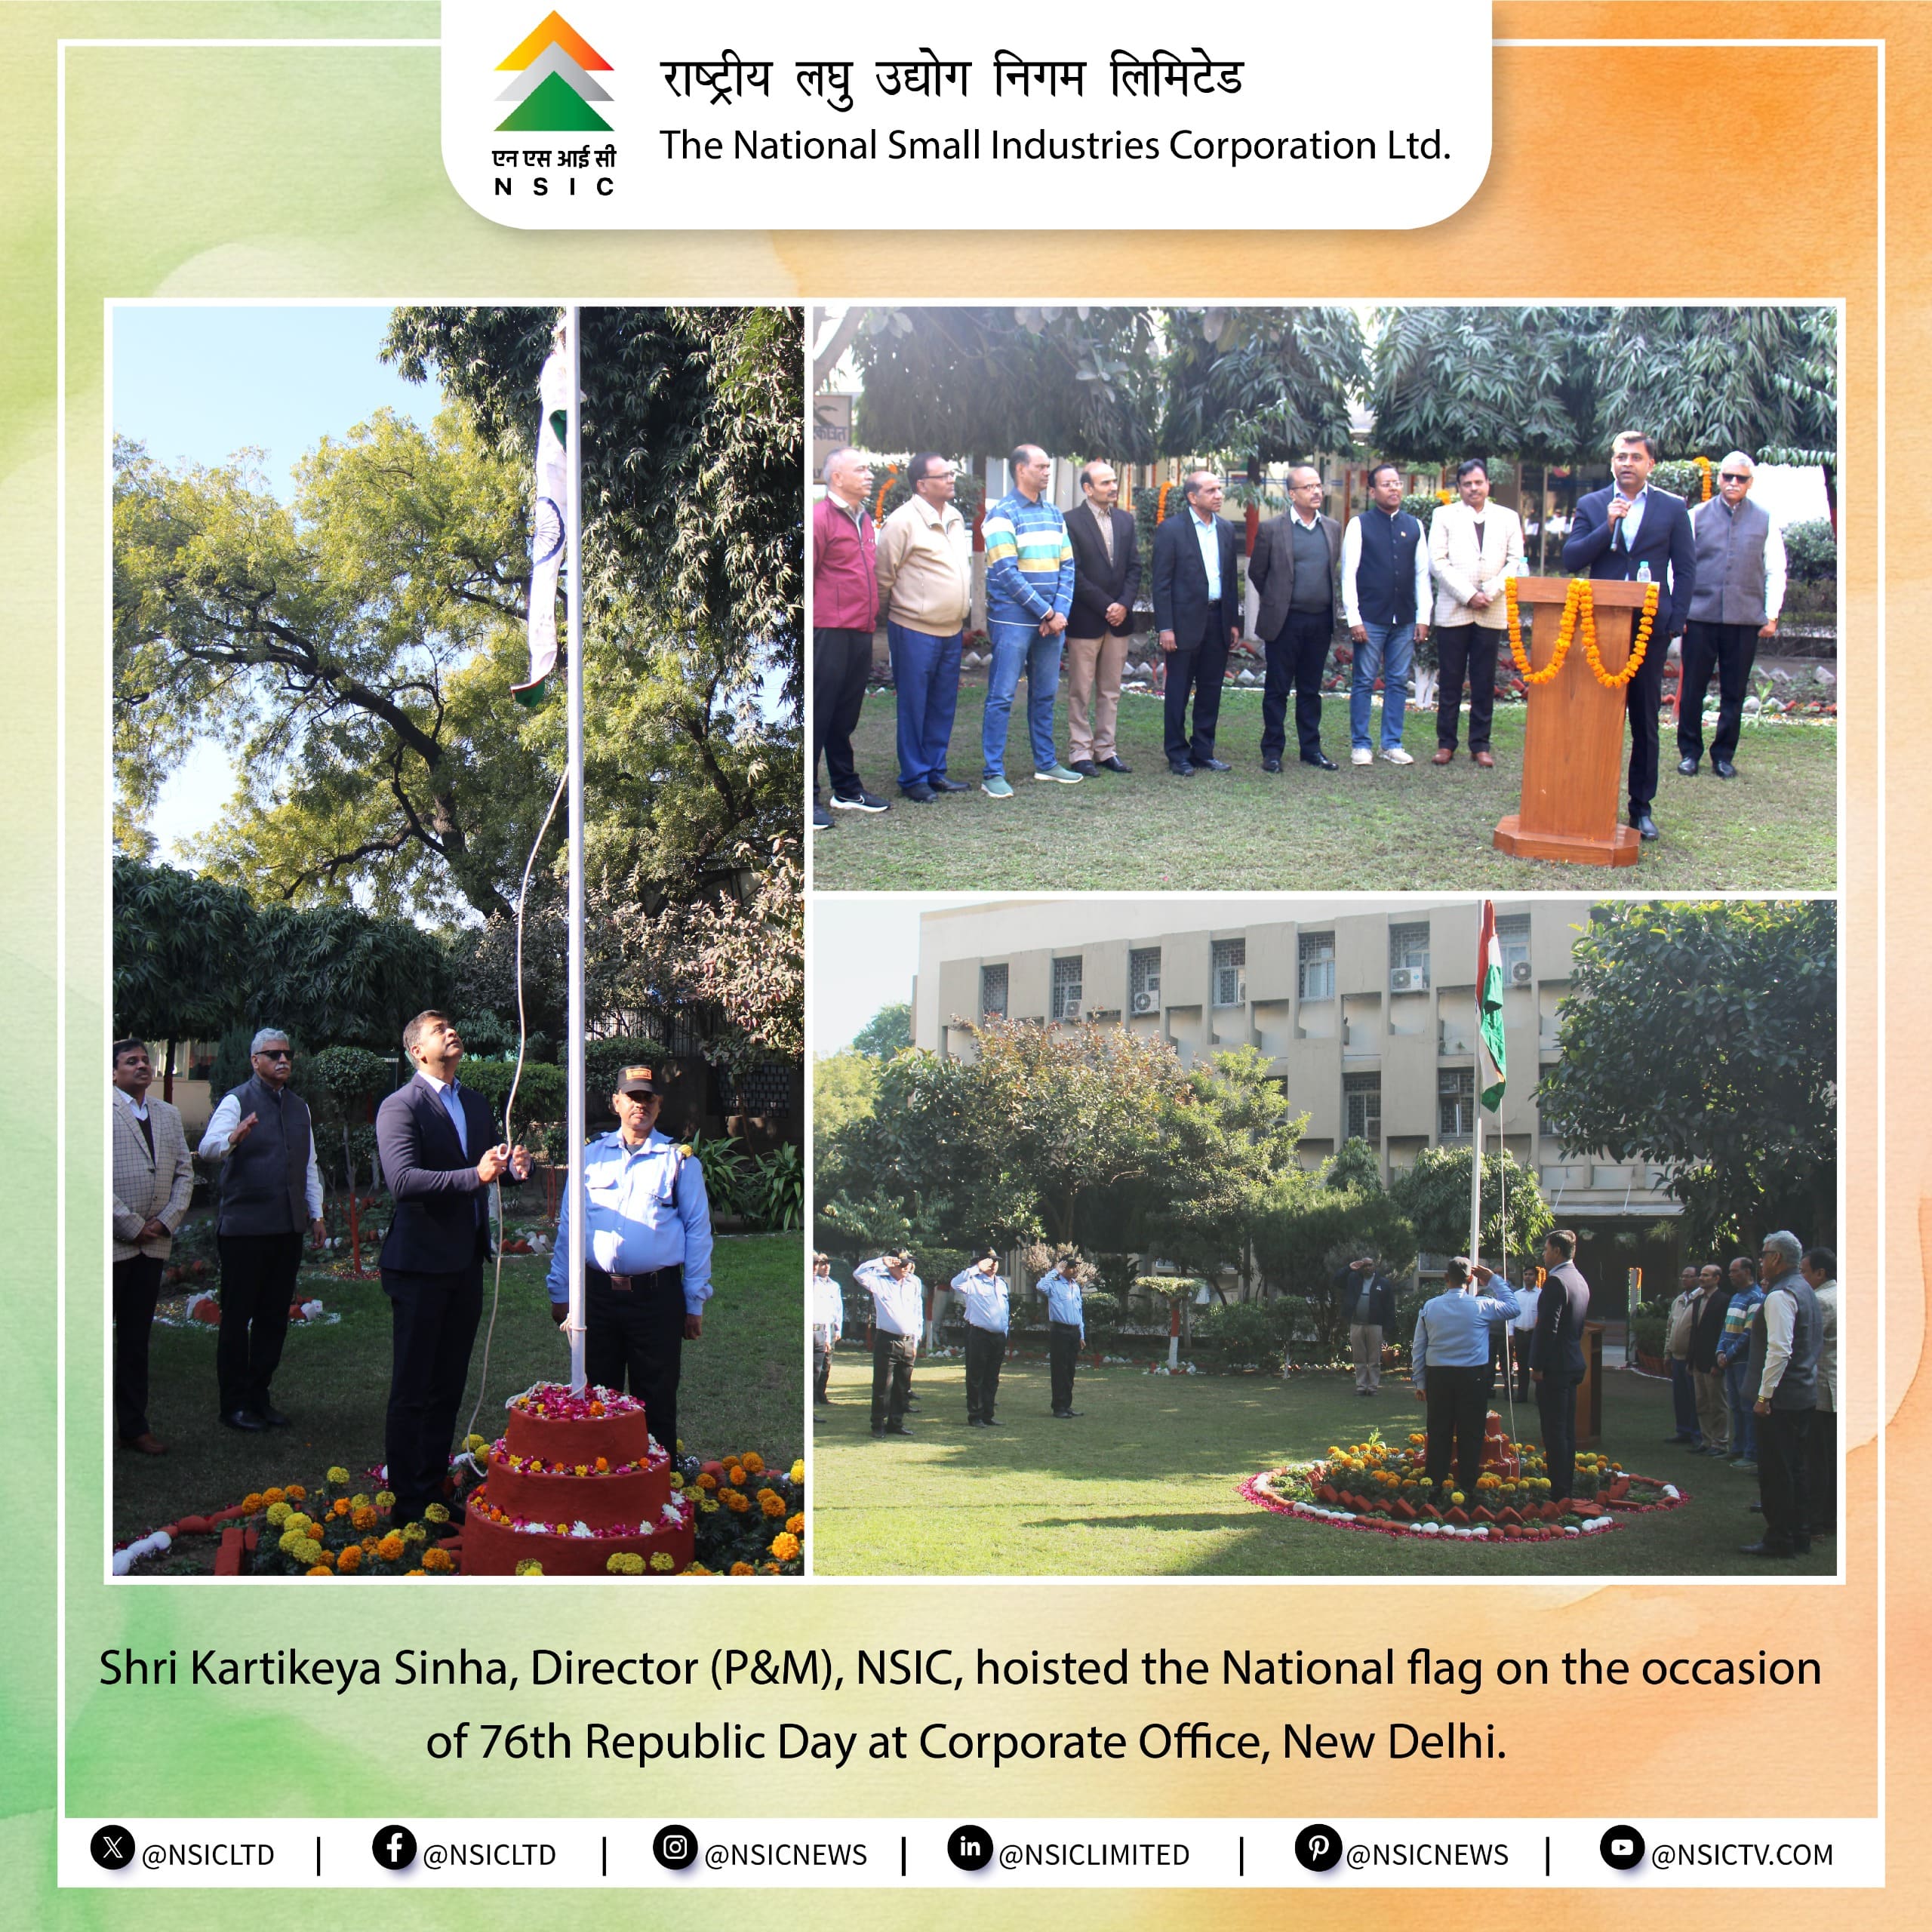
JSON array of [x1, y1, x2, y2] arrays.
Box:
[[1493, 577, 1651, 868]]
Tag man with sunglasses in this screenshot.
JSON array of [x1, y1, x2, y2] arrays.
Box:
[[198, 1028, 325, 1432], [1678, 452, 1787, 780]]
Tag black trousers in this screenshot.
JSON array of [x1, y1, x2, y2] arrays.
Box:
[[215, 1230, 302, 1417], [1434, 623, 1498, 752], [583, 1266, 687, 1457], [1677, 620, 1760, 764], [382, 1262, 483, 1519], [1807, 1406, 1836, 1530], [1260, 607, 1334, 760], [113, 1253, 165, 1441], [1050, 1320, 1081, 1413], [1624, 649, 1667, 814], [814, 1339, 832, 1403], [1424, 1364, 1491, 1493], [1161, 601, 1230, 766], [1758, 1404, 1813, 1551], [1537, 1369, 1583, 1499], [964, 1324, 1004, 1420], [1512, 1330, 1534, 1404], [871, 1330, 915, 1430], [813, 626, 873, 798]]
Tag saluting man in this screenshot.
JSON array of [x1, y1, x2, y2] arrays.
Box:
[[549, 1064, 713, 1459], [951, 1250, 1011, 1426]]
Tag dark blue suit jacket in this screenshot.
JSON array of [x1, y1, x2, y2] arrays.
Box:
[[1532, 1262, 1591, 1376], [1561, 485, 1697, 641], [375, 1074, 506, 1275], [1151, 510, 1242, 650]]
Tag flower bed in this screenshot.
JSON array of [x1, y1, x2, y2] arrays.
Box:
[[1243, 1422, 1685, 1547]]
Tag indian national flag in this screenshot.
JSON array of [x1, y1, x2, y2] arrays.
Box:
[[1476, 899, 1507, 1112], [512, 338, 573, 706]]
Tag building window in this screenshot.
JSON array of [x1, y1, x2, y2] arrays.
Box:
[[1438, 1067, 1475, 1138], [980, 964, 1008, 1021], [1389, 921, 1431, 991], [1298, 931, 1336, 1000], [1129, 947, 1161, 1014], [1497, 912, 1531, 983], [1051, 955, 1084, 1022], [1344, 1072, 1382, 1143], [1211, 937, 1247, 1008]]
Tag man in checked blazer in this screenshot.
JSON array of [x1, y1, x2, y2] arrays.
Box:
[[374, 1010, 529, 1526], [111, 1038, 195, 1454]]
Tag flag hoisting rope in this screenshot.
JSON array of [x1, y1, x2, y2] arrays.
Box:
[[563, 306, 587, 1393], [1473, 898, 1513, 1433]]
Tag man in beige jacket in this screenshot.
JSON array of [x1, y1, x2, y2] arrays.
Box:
[[877, 452, 974, 803], [1427, 458, 1525, 767], [112, 1038, 196, 1454]]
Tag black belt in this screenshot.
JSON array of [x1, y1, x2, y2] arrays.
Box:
[[589, 1264, 682, 1294]]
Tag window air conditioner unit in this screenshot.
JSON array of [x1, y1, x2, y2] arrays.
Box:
[[1509, 958, 1534, 986], [1392, 965, 1426, 992], [1235, 978, 1247, 1004], [1131, 990, 1158, 1016]]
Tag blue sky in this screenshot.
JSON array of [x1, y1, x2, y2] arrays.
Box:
[[113, 304, 445, 854]]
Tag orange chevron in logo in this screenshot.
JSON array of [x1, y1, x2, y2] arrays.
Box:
[[497, 10, 612, 72]]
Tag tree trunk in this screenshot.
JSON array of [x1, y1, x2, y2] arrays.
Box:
[[163, 1037, 177, 1105]]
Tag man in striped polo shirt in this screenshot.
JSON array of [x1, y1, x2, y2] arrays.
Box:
[[979, 444, 1081, 796]]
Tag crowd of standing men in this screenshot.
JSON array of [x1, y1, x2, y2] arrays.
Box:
[[811, 435, 1788, 845]]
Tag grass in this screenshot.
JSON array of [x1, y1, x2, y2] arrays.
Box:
[[811, 689, 1837, 891], [112, 1232, 804, 1563], [810, 1354, 1832, 1577]]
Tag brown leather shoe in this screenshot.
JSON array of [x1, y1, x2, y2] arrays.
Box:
[[1432, 747, 1456, 765], [125, 1432, 168, 1456], [1472, 750, 1496, 768]]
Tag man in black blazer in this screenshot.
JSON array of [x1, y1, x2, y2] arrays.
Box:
[[1560, 430, 1697, 841], [1150, 468, 1243, 774], [1247, 466, 1344, 770], [1531, 1227, 1592, 1503], [375, 1010, 529, 1525], [1062, 461, 1141, 776]]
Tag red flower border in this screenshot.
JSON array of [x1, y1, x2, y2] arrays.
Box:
[[1238, 1472, 1689, 1546]]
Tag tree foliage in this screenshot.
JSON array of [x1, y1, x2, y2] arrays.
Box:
[[1534, 901, 1836, 1250], [1388, 1143, 1553, 1264], [851, 1002, 913, 1060], [1159, 306, 1367, 470]]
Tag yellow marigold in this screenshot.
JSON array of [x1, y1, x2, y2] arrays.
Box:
[[606, 1552, 645, 1575], [514, 1559, 545, 1577], [786, 1515, 804, 1536], [291, 1538, 324, 1565], [423, 1502, 449, 1524], [758, 1492, 786, 1519], [277, 1528, 307, 1555], [352, 1506, 379, 1532], [350, 1493, 371, 1510], [285, 1484, 307, 1503], [282, 1512, 312, 1539], [723, 1490, 752, 1514], [697, 1472, 718, 1491], [669, 1472, 685, 1490], [374, 1490, 396, 1510], [337, 1546, 364, 1574], [699, 1497, 718, 1514], [465, 1434, 488, 1453], [729, 1561, 755, 1577], [401, 1521, 429, 1545], [650, 1552, 675, 1571], [306, 1565, 332, 1577], [740, 1453, 764, 1476], [325, 1466, 350, 1485], [420, 1549, 455, 1573], [240, 1493, 265, 1515], [789, 1460, 804, 1484], [376, 1534, 406, 1562], [266, 1503, 292, 1528], [262, 1487, 286, 1507], [686, 1563, 713, 1576], [769, 1532, 801, 1562]]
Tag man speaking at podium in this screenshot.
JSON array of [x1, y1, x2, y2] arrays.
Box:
[[1561, 431, 1697, 843]]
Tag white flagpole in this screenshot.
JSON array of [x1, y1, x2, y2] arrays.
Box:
[[565, 304, 587, 1393], [1469, 1091, 1484, 1272]]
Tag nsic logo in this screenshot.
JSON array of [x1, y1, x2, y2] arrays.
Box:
[[496, 11, 613, 132]]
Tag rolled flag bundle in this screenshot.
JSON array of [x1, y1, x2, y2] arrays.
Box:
[[512, 337, 573, 706], [1476, 898, 1507, 1112]]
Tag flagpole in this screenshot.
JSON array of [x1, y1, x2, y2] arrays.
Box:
[[565, 303, 586, 1394], [1469, 1092, 1483, 1271]]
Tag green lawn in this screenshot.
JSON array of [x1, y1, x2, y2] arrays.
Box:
[[811, 689, 1836, 891], [112, 1232, 804, 1559], [811, 1355, 1830, 1577]]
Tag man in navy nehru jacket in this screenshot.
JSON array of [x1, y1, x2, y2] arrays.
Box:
[[1339, 463, 1429, 766]]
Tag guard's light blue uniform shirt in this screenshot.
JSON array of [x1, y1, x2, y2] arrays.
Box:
[[1411, 1286, 1517, 1390], [546, 1128, 713, 1315], [813, 1276, 844, 1343], [856, 1259, 924, 1337], [952, 1266, 1011, 1334], [1038, 1267, 1085, 1340]]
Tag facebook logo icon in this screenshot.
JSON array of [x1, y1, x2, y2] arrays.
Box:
[[372, 1825, 418, 1871]]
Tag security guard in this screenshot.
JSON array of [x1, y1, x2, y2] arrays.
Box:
[[951, 1251, 1010, 1426], [548, 1064, 713, 1457]]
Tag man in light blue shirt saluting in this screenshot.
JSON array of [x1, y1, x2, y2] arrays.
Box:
[[1036, 1247, 1088, 1418], [952, 1251, 1011, 1427], [548, 1064, 712, 1459]]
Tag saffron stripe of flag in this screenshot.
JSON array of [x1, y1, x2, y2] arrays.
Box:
[[1476, 899, 1507, 1112]]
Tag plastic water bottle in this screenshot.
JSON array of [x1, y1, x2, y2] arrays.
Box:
[[1635, 561, 1653, 583]]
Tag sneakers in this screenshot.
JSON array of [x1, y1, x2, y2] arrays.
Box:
[[1351, 746, 1374, 765], [812, 803, 833, 831], [981, 775, 1014, 798], [831, 789, 889, 813], [1033, 763, 1084, 783], [1380, 746, 1414, 764]]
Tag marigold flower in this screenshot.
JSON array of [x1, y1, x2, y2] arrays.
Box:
[[669, 1472, 685, 1490], [423, 1503, 449, 1524], [651, 1552, 675, 1571], [376, 1534, 406, 1562], [723, 1490, 752, 1514], [697, 1472, 718, 1491], [336, 1546, 364, 1574], [421, 1549, 455, 1573], [761, 1563, 780, 1574], [401, 1521, 429, 1545], [291, 1537, 324, 1565], [595, 1457, 609, 1472], [306, 1565, 332, 1577], [352, 1506, 379, 1531], [770, 1532, 801, 1562], [606, 1552, 645, 1575], [789, 1461, 804, 1484], [759, 1493, 786, 1519], [465, 1434, 488, 1453], [331, 1497, 351, 1518], [325, 1466, 350, 1485], [727, 1467, 746, 1488], [514, 1559, 544, 1577], [685, 1563, 712, 1576], [240, 1493, 265, 1515], [740, 1453, 764, 1476], [700, 1497, 718, 1513], [374, 1490, 396, 1510], [729, 1561, 755, 1577], [406, 1568, 426, 1577], [266, 1503, 292, 1529], [786, 1515, 804, 1536], [262, 1487, 286, 1507], [285, 1484, 306, 1503]]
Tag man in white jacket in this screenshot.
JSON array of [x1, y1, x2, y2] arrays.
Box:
[[1427, 459, 1524, 768]]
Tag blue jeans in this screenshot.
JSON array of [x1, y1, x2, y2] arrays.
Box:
[[1723, 1356, 1757, 1460], [888, 622, 962, 790], [1350, 620, 1414, 751], [1669, 1356, 1702, 1440], [981, 617, 1064, 779]]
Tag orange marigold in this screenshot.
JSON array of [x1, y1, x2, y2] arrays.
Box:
[[740, 1453, 764, 1476], [769, 1532, 801, 1561], [331, 1497, 351, 1518], [758, 1491, 786, 1518], [284, 1484, 306, 1503], [421, 1549, 455, 1573], [336, 1546, 364, 1574], [726, 1466, 746, 1487], [723, 1490, 752, 1514], [240, 1493, 266, 1514], [697, 1472, 718, 1491], [729, 1561, 755, 1576], [261, 1487, 286, 1507], [376, 1534, 406, 1562], [305, 1565, 332, 1577], [352, 1506, 379, 1531], [786, 1515, 804, 1536]]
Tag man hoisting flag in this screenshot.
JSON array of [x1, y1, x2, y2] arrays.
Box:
[[512, 328, 573, 706]]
